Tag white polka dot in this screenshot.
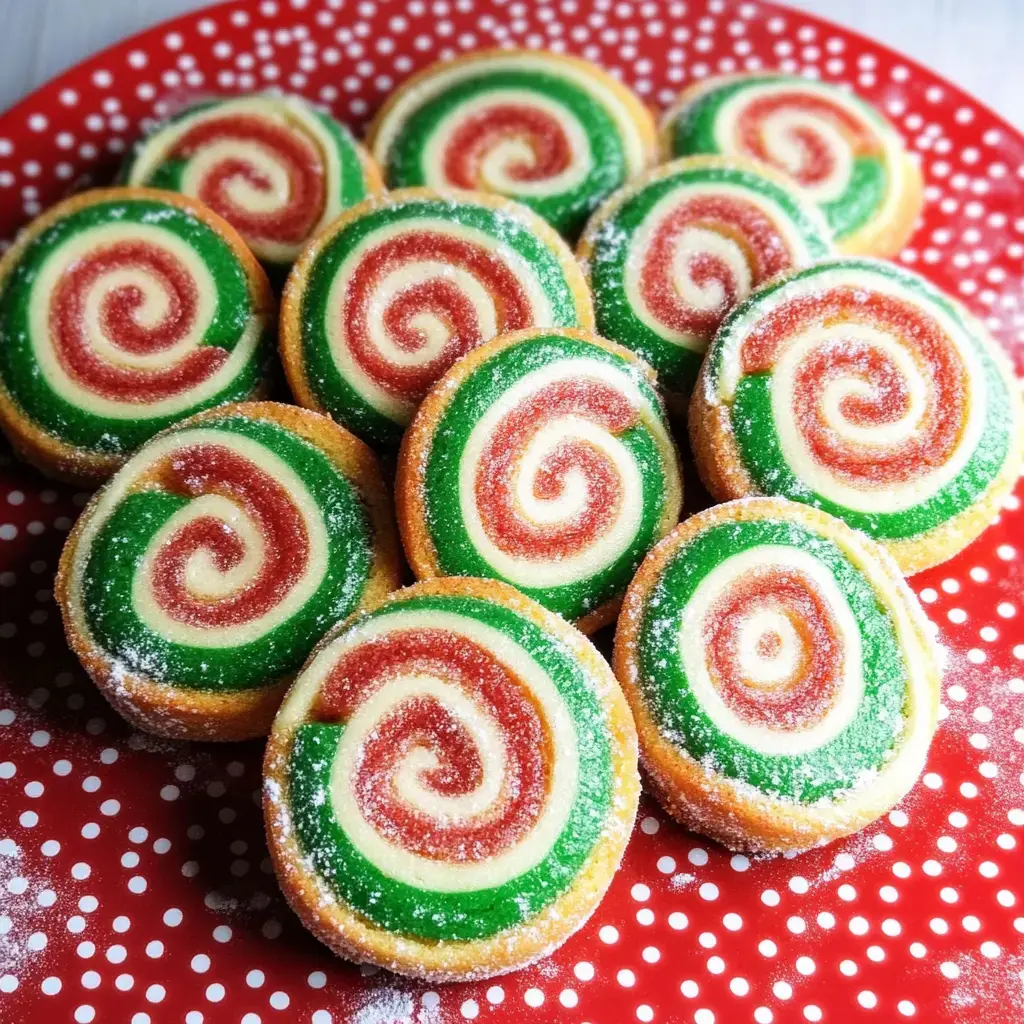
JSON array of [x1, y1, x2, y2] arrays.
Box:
[[524, 988, 544, 1007]]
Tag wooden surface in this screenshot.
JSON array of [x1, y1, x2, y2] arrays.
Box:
[[0, 0, 1021, 128]]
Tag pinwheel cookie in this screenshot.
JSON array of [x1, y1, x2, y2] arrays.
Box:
[[662, 73, 922, 257], [578, 154, 833, 398], [366, 49, 657, 237], [264, 576, 639, 980], [0, 187, 274, 485], [614, 497, 941, 853], [690, 258, 1024, 574], [121, 95, 382, 269], [280, 188, 594, 447], [57, 402, 401, 741], [397, 328, 683, 632]]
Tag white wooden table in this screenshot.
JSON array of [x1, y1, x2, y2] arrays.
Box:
[[0, 0, 1021, 128]]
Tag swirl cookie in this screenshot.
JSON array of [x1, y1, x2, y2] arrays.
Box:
[[0, 187, 274, 485], [614, 498, 941, 853], [366, 49, 657, 237], [397, 328, 683, 632], [56, 402, 401, 741], [264, 576, 639, 980], [122, 96, 382, 269], [280, 188, 594, 447], [578, 155, 833, 398], [662, 74, 922, 257], [690, 258, 1024, 574]]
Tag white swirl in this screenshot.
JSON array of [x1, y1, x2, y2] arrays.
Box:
[[92, 428, 327, 648], [28, 221, 263, 419], [716, 265, 989, 513], [679, 545, 864, 755], [372, 52, 651, 179], [284, 608, 579, 892], [458, 358, 663, 588], [324, 217, 556, 423], [421, 89, 593, 196]]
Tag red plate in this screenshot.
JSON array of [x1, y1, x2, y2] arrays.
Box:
[[0, 2, 1022, 1022]]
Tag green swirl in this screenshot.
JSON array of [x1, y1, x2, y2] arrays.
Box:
[[297, 198, 588, 448], [383, 69, 630, 237], [667, 75, 892, 241], [420, 333, 675, 620], [637, 517, 906, 803], [288, 592, 614, 941], [122, 99, 372, 269], [587, 161, 832, 394], [708, 259, 1015, 541], [0, 198, 271, 456], [82, 414, 372, 691]]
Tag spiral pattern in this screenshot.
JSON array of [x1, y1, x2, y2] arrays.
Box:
[[623, 501, 937, 806], [702, 259, 1018, 548], [67, 409, 379, 691], [665, 74, 913, 245], [276, 585, 624, 942], [283, 190, 593, 447], [368, 50, 656, 237], [123, 97, 378, 266], [581, 157, 833, 393], [0, 190, 272, 463], [401, 330, 681, 626]]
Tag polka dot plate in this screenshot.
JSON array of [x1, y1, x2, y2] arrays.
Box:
[[0, 2, 1022, 1023]]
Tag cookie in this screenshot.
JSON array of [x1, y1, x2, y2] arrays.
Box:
[[690, 257, 1024, 574], [280, 187, 594, 447], [0, 187, 274, 485], [56, 401, 401, 741], [366, 49, 657, 237], [662, 73, 922, 257], [578, 154, 833, 398], [614, 497, 941, 853], [264, 576, 639, 980], [397, 328, 682, 632], [121, 95, 382, 268]]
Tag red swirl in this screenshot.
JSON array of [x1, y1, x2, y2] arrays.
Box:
[[148, 444, 309, 627], [735, 91, 879, 187], [171, 114, 325, 245], [344, 231, 533, 403], [50, 241, 227, 401], [314, 629, 551, 861], [740, 288, 967, 485], [639, 194, 794, 337], [441, 104, 573, 188], [474, 378, 638, 560], [704, 566, 842, 729]]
